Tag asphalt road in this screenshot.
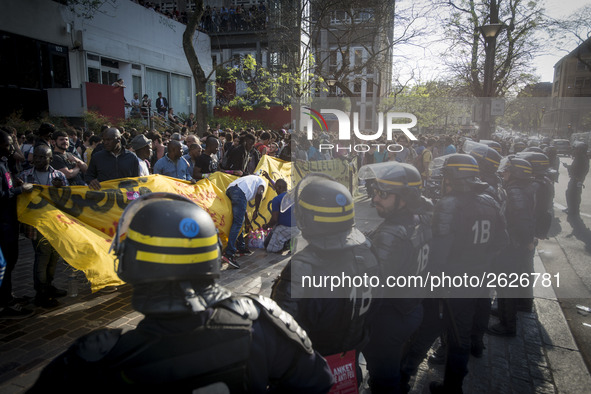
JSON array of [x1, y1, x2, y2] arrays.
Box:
[[537, 155, 591, 372]]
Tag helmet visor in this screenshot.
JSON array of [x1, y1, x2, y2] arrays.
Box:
[[429, 153, 455, 178], [463, 140, 489, 158]]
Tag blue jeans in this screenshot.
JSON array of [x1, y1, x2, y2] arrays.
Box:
[[226, 185, 247, 256]]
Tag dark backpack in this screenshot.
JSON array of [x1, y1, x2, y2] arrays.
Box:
[[221, 145, 235, 170], [413, 149, 427, 174]]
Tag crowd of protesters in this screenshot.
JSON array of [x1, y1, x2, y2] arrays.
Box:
[[2, 114, 589, 393], [0, 120, 296, 316]]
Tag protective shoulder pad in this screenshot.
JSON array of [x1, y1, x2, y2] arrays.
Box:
[[371, 223, 408, 261], [216, 295, 261, 322], [433, 196, 459, 236], [73, 328, 123, 362], [246, 294, 314, 355]]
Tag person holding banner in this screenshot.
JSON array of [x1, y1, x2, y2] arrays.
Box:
[[28, 193, 334, 393], [19, 145, 69, 308], [0, 129, 34, 319]]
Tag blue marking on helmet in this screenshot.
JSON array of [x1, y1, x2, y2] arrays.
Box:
[[179, 218, 200, 237], [335, 193, 347, 206]]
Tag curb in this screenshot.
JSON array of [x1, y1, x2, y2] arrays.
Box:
[[533, 251, 591, 393]]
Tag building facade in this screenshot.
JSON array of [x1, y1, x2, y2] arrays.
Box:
[[547, 38, 591, 137], [0, 0, 212, 123]]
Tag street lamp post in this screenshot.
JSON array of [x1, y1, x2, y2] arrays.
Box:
[[479, 22, 503, 140]]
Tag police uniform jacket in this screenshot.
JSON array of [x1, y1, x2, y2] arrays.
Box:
[[504, 179, 536, 248], [271, 234, 379, 357], [368, 203, 432, 314], [28, 289, 333, 394], [431, 186, 508, 286]]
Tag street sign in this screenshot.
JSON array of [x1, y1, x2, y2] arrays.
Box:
[[491, 98, 505, 116]]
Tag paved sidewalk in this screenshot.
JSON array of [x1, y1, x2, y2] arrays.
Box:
[[1, 203, 590, 393]]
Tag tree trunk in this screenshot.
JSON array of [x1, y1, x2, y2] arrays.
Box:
[[183, 0, 209, 136]]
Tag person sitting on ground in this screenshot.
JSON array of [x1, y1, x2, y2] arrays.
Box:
[[264, 178, 298, 253]]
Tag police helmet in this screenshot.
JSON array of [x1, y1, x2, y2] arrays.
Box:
[[497, 155, 533, 180], [282, 173, 357, 236], [543, 145, 557, 158], [573, 141, 589, 155], [516, 151, 550, 176], [111, 193, 220, 285], [523, 146, 544, 154], [463, 140, 502, 175], [478, 139, 502, 155], [358, 162, 422, 209], [442, 154, 480, 180], [513, 141, 526, 153]]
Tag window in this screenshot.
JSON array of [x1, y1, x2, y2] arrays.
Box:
[[132, 75, 142, 98], [270, 52, 280, 67], [171, 73, 191, 116], [50, 52, 69, 88], [352, 78, 362, 94], [330, 10, 350, 25], [329, 51, 338, 74], [101, 71, 119, 86], [146, 68, 169, 108], [101, 57, 119, 69], [354, 49, 363, 67], [0, 31, 69, 90], [366, 78, 374, 94], [88, 67, 100, 83]]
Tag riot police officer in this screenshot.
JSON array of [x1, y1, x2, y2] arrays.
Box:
[[564, 142, 590, 218], [429, 154, 508, 394], [28, 193, 334, 393], [465, 140, 505, 207], [516, 150, 554, 240], [358, 162, 432, 393], [271, 174, 379, 388], [488, 156, 536, 337], [543, 145, 560, 183], [464, 141, 506, 356]]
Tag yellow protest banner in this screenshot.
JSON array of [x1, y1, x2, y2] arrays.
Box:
[[16, 156, 289, 292], [15, 156, 366, 292], [293, 158, 359, 196]]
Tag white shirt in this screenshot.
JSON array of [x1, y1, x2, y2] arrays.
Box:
[[228, 175, 266, 201], [137, 157, 149, 176]]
